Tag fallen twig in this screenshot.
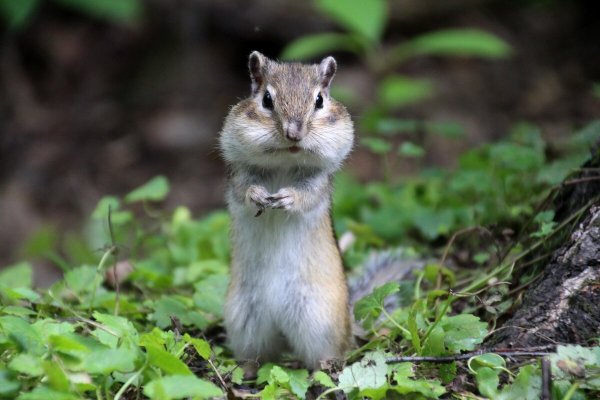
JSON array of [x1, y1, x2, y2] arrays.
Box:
[[386, 347, 556, 364]]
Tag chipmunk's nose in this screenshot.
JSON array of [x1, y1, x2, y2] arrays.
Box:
[[284, 119, 304, 142]]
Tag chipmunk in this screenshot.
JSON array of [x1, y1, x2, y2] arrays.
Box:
[[219, 52, 420, 370]]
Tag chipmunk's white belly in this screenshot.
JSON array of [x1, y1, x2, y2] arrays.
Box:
[[227, 199, 330, 327]]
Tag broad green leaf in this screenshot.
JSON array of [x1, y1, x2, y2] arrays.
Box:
[[497, 365, 541, 400], [0, 370, 20, 396], [144, 343, 192, 376], [399, 142, 425, 158], [569, 119, 600, 148], [64, 265, 99, 294], [184, 334, 211, 360], [0, 0, 39, 30], [281, 33, 359, 60], [315, 0, 387, 42], [257, 363, 277, 385], [192, 274, 228, 317], [378, 76, 433, 108], [53, 0, 142, 24], [0, 262, 33, 288], [475, 366, 499, 398], [394, 28, 511, 61], [42, 361, 69, 391], [0, 316, 44, 356], [312, 370, 335, 388], [286, 368, 310, 399], [143, 375, 222, 399], [32, 320, 75, 341], [125, 175, 170, 203], [82, 348, 137, 374], [389, 377, 446, 398], [17, 387, 79, 400], [149, 295, 208, 330], [361, 137, 392, 154], [269, 366, 290, 384], [549, 345, 600, 387], [92, 312, 138, 343], [8, 354, 44, 377], [440, 314, 488, 352], [338, 351, 387, 392]]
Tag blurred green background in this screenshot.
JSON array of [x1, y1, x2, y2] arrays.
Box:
[[1, 0, 599, 285]]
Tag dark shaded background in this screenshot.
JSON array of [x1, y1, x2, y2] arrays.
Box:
[[1, 0, 599, 281]]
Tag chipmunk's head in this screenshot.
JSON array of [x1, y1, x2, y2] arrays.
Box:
[[220, 51, 354, 172]]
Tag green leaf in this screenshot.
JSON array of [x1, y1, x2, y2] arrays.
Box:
[[286, 368, 310, 399], [281, 33, 359, 60], [0, 262, 33, 288], [389, 376, 446, 398], [192, 274, 228, 317], [0, 0, 39, 30], [64, 265, 99, 294], [399, 142, 425, 158], [8, 354, 44, 377], [440, 314, 488, 352], [53, 0, 142, 24], [497, 365, 541, 400], [395, 28, 512, 60], [17, 387, 79, 400], [378, 76, 434, 108], [149, 295, 208, 330], [569, 119, 600, 148], [143, 375, 223, 399], [125, 175, 170, 203], [338, 351, 388, 392], [184, 334, 211, 360], [361, 137, 392, 154], [0, 316, 45, 356], [0, 370, 20, 397], [82, 348, 137, 374], [144, 343, 193, 376], [474, 367, 500, 398], [315, 0, 387, 42], [269, 365, 290, 384], [42, 361, 69, 391], [354, 282, 399, 327], [313, 371, 336, 388]]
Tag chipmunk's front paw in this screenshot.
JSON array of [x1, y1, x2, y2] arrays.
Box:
[[267, 189, 295, 211], [246, 185, 271, 216]]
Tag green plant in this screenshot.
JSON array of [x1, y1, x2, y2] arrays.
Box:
[[0, 0, 142, 30], [281, 0, 512, 178]]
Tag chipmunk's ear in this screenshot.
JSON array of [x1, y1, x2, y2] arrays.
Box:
[[318, 56, 337, 93], [249, 51, 267, 94]]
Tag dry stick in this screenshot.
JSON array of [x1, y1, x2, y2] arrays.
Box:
[[541, 357, 552, 400], [563, 175, 600, 185], [386, 348, 554, 364], [108, 205, 121, 316], [207, 358, 228, 392]]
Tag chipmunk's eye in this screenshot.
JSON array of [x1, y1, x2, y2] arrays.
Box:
[[262, 90, 274, 110], [315, 92, 323, 109]]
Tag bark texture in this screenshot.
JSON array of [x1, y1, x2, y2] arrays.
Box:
[[488, 150, 600, 347]]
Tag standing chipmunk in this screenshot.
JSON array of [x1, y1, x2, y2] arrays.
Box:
[[220, 51, 353, 369]]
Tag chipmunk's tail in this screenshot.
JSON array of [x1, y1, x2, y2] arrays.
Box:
[[348, 249, 426, 337]]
